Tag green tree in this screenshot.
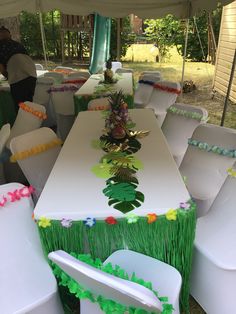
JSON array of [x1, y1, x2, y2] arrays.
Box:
[[110, 17, 136, 60], [144, 15, 181, 62]]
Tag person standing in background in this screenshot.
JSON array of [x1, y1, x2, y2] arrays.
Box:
[[0, 26, 37, 112]]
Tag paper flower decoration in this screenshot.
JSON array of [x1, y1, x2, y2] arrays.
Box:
[[0, 196, 7, 207], [38, 216, 51, 228], [105, 216, 117, 225], [147, 213, 157, 224], [126, 213, 139, 224], [166, 209, 177, 221], [227, 167, 236, 178], [84, 217, 96, 227], [61, 218, 73, 228], [179, 202, 191, 210]]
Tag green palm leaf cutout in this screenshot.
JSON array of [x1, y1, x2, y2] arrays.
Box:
[[91, 161, 113, 179], [101, 152, 143, 170], [100, 135, 141, 155], [108, 190, 145, 213], [110, 166, 138, 183], [103, 182, 136, 201]]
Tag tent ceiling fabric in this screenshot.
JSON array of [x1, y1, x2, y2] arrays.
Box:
[[0, 0, 234, 19]]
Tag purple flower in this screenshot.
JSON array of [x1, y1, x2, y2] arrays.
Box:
[[179, 202, 191, 210], [61, 218, 73, 228]]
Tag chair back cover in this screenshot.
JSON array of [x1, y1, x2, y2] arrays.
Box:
[[147, 81, 181, 126], [35, 63, 44, 70], [134, 82, 154, 108], [10, 127, 61, 199], [0, 123, 10, 154], [115, 68, 134, 74], [179, 124, 236, 216], [87, 97, 110, 110], [48, 250, 163, 313], [55, 66, 74, 71], [161, 103, 208, 166], [0, 182, 61, 314], [139, 73, 161, 83], [6, 101, 46, 149], [44, 71, 64, 83], [195, 161, 236, 268]]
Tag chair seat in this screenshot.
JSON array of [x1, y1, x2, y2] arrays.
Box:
[[195, 214, 236, 270]]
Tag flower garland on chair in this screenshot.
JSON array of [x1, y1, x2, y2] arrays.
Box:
[[48, 85, 78, 93], [63, 79, 87, 85], [19, 102, 47, 120], [51, 253, 174, 314], [188, 139, 236, 158], [153, 83, 181, 95], [167, 105, 207, 122], [10, 138, 63, 162], [0, 185, 34, 207]]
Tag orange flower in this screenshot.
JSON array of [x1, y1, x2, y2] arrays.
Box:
[[147, 213, 157, 224]]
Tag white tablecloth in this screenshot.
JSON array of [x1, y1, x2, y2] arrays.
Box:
[[74, 73, 133, 97], [34, 109, 189, 220]]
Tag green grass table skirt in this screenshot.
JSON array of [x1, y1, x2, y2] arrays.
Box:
[[0, 91, 16, 128], [74, 94, 134, 115], [38, 207, 196, 313]]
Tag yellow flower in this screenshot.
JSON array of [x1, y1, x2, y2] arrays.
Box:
[[166, 209, 177, 221], [227, 167, 236, 178], [38, 216, 51, 228]]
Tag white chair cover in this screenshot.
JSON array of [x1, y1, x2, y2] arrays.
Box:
[[190, 162, 236, 314], [9, 127, 61, 200], [44, 71, 64, 83], [6, 101, 46, 149], [179, 123, 236, 217], [49, 249, 182, 314], [139, 73, 161, 82], [35, 63, 44, 70], [33, 76, 56, 127], [54, 66, 74, 71], [87, 97, 110, 110], [146, 81, 181, 126], [0, 123, 10, 184], [63, 75, 87, 89], [134, 82, 154, 108], [161, 103, 208, 166], [50, 84, 77, 141], [0, 182, 63, 314], [67, 70, 91, 79]]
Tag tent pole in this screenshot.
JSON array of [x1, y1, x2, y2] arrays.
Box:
[[220, 48, 236, 126], [39, 12, 48, 69], [180, 18, 189, 97]]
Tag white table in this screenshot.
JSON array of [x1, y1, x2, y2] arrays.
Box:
[[35, 109, 195, 312], [35, 109, 189, 220]]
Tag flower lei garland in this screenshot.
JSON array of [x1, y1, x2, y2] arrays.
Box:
[[167, 105, 207, 122], [51, 69, 74, 75], [36, 199, 195, 229], [48, 85, 78, 93], [138, 80, 181, 95], [10, 138, 63, 162], [19, 102, 47, 120], [188, 139, 236, 158], [0, 185, 34, 207], [51, 253, 174, 314], [227, 167, 236, 177]]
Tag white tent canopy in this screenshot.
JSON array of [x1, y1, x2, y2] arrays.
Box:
[[0, 0, 233, 19]]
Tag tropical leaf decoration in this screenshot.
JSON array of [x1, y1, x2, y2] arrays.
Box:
[[109, 167, 138, 183]]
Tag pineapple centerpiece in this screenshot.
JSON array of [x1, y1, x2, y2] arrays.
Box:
[[105, 90, 129, 140], [103, 58, 114, 84]]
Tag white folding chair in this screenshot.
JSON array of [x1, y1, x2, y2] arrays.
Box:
[[49, 249, 182, 314], [115, 68, 134, 74], [33, 77, 56, 127], [161, 103, 208, 166], [0, 123, 10, 184], [50, 84, 77, 141], [6, 101, 46, 149], [67, 70, 91, 80], [179, 123, 236, 217], [35, 63, 44, 70], [0, 182, 64, 314], [190, 162, 236, 314], [87, 97, 110, 111], [146, 81, 181, 126], [134, 81, 154, 108], [10, 127, 62, 200], [44, 71, 64, 83]]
